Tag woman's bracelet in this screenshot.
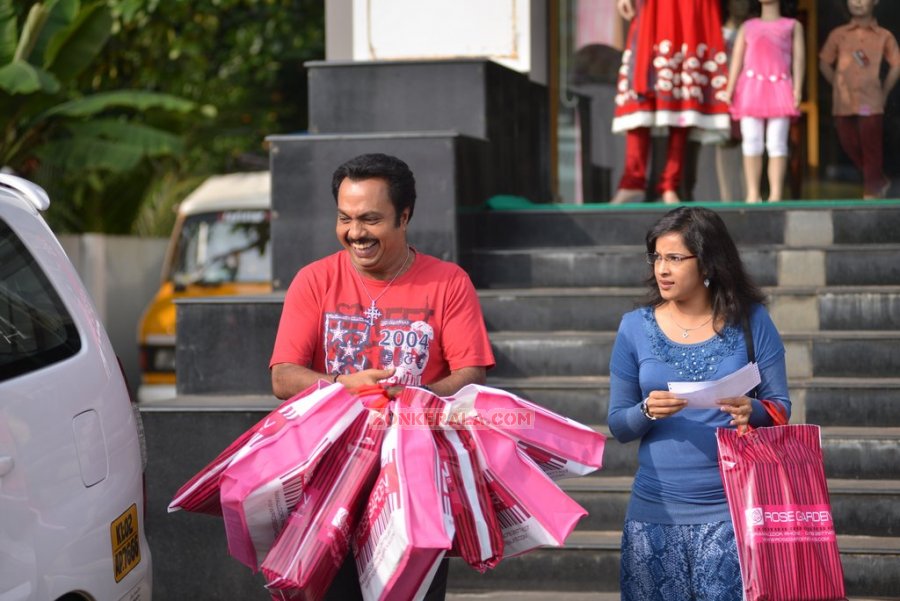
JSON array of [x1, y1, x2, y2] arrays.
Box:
[[641, 398, 657, 421]]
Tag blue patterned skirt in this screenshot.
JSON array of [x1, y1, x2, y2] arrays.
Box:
[[620, 519, 743, 600]]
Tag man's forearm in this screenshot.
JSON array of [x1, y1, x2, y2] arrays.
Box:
[[427, 366, 487, 397], [271, 362, 329, 399]]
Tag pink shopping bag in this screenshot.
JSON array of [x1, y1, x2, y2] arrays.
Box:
[[469, 424, 587, 558], [168, 380, 329, 515], [219, 383, 367, 571], [353, 388, 454, 601], [432, 422, 504, 571], [261, 408, 387, 601], [443, 384, 605, 479], [717, 424, 847, 601]]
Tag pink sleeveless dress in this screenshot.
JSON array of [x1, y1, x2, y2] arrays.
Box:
[[730, 17, 800, 119]]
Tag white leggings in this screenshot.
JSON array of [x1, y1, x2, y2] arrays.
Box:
[[740, 117, 790, 157]]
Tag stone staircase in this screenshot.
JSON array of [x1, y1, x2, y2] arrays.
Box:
[[142, 201, 900, 600], [445, 202, 900, 600]]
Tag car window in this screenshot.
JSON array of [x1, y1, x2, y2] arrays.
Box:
[[0, 220, 81, 382], [170, 210, 271, 286]]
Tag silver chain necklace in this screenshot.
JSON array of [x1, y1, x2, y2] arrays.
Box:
[[350, 245, 412, 326], [669, 307, 713, 339]]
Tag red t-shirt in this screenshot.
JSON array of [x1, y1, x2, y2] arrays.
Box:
[[270, 249, 494, 387]]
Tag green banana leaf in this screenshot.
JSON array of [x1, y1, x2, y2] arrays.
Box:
[[0, 58, 60, 94], [44, 1, 112, 83], [31, 0, 78, 66], [65, 118, 184, 156], [41, 89, 196, 119], [0, 0, 17, 65], [35, 132, 181, 173]]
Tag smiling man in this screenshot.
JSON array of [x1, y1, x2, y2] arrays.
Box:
[[270, 152, 494, 400], [269, 153, 494, 599]]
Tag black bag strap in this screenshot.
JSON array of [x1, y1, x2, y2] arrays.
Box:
[[741, 314, 756, 364], [742, 312, 789, 425]]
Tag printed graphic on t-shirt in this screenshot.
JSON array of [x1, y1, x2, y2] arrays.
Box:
[[323, 312, 433, 386]]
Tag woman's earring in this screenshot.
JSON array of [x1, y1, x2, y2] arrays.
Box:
[[704, 278, 710, 288]]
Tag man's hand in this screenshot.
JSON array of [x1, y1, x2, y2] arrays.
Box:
[[336, 366, 396, 390], [271, 363, 393, 399]]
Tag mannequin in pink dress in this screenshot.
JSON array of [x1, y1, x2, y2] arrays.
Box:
[[724, 0, 805, 202]]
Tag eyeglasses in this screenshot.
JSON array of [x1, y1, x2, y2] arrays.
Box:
[[646, 252, 698, 265]]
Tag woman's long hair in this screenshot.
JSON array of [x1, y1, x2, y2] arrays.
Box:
[[644, 207, 765, 330]]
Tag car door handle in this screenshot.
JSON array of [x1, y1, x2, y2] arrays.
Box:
[[0, 455, 13, 477]]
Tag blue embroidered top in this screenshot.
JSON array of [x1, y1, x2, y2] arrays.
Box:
[[608, 303, 790, 524]]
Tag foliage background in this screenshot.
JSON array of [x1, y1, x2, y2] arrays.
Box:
[[9, 0, 324, 235]]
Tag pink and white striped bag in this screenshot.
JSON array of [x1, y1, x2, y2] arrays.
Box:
[[718, 424, 847, 601], [353, 388, 454, 601], [443, 384, 606, 480], [469, 424, 587, 558], [261, 408, 387, 600], [433, 423, 504, 571], [219, 383, 366, 571], [168, 380, 329, 515]]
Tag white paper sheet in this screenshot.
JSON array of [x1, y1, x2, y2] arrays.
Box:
[[668, 362, 761, 408]]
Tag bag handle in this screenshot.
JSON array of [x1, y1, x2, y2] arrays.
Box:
[[761, 399, 789, 426]]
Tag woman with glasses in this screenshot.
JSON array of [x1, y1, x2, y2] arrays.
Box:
[[607, 206, 790, 600]]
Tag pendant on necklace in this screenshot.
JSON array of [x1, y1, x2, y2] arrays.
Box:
[[364, 301, 382, 327], [681, 330, 690, 338]]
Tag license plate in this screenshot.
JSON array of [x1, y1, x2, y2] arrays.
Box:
[[110, 504, 141, 582]]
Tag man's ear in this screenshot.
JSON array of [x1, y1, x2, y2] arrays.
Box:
[[400, 209, 410, 227]]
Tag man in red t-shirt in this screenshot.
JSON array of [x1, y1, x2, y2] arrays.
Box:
[[269, 152, 494, 600]]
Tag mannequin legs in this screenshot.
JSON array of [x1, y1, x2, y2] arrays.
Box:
[[743, 154, 763, 203], [768, 156, 787, 202], [613, 126, 687, 204]]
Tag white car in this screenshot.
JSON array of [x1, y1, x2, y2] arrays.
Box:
[[0, 174, 152, 600]]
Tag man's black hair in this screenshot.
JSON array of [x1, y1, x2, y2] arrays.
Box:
[[331, 153, 417, 225]]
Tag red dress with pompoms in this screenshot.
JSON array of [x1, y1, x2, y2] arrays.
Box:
[[612, 0, 731, 135]]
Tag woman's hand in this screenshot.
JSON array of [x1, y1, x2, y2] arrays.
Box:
[[644, 391, 687, 419], [718, 395, 753, 431], [616, 0, 635, 20]]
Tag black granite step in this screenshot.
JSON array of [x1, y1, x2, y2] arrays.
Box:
[[484, 375, 900, 428], [561, 476, 900, 537], [599, 427, 900, 480], [458, 203, 900, 250], [461, 244, 900, 289], [477, 286, 900, 331], [804, 378, 900, 427], [446, 530, 900, 598], [489, 330, 900, 379]]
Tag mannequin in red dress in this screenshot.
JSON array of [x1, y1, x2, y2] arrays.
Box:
[[611, 0, 732, 204]]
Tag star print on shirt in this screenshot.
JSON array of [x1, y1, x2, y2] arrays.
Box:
[[328, 357, 343, 374], [341, 343, 359, 359], [330, 322, 348, 342]]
